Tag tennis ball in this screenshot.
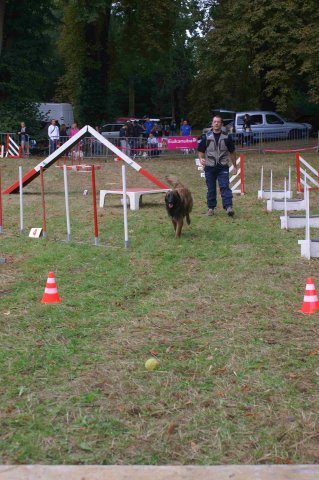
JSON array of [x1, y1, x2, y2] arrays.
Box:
[[145, 358, 160, 371]]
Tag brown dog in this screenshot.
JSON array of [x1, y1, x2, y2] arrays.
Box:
[[165, 176, 193, 238]]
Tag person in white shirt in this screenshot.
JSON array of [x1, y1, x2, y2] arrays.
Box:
[[48, 119, 60, 154], [147, 133, 158, 157]]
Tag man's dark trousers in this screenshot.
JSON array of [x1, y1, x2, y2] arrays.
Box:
[[204, 164, 233, 210]]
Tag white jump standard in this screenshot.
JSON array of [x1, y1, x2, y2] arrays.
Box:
[[281, 171, 319, 229], [258, 166, 292, 200], [267, 170, 306, 212], [298, 185, 319, 259]]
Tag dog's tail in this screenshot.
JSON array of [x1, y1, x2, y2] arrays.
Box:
[[186, 213, 191, 225], [165, 175, 185, 189]]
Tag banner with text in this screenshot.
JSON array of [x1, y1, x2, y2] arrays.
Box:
[[157, 136, 198, 150]]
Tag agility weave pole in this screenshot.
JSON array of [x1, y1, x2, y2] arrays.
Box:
[[3, 126, 169, 194]]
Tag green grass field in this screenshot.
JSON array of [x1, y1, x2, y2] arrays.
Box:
[[1, 151, 319, 465]]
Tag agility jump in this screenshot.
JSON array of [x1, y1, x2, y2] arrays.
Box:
[[3, 126, 169, 194]]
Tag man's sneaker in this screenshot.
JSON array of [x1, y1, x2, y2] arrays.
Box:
[[226, 206, 234, 217], [207, 208, 214, 216]]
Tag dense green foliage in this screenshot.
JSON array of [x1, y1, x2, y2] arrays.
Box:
[[0, 0, 59, 131], [0, 0, 318, 130], [190, 0, 319, 125]]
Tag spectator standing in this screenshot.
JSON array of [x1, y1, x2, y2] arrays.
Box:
[[119, 123, 130, 156], [180, 119, 192, 136], [132, 121, 143, 156], [143, 117, 154, 136], [164, 123, 170, 136], [169, 120, 177, 136], [93, 126, 102, 156], [59, 124, 69, 144], [48, 119, 60, 154], [147, 133, 158, 157], [197, 115, 237, 217], [242, 113, 252, 146], [17, 121, 29, 157], [151, 122, 161, 137], [69, 122, 80, 137]]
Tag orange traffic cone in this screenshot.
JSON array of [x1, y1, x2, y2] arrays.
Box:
[[300, 277, 319, 314], [41, 272, 61, 304]]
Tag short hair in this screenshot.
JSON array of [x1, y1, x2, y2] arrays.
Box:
[[212, 115, 223, 123]]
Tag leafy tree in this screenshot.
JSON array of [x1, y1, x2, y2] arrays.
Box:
[[189, 0, 319, 126], [57, 0, 112, 125], [108, 0, 202, 121], [0, 0, 58, 131], [189, 0, 259, 126]]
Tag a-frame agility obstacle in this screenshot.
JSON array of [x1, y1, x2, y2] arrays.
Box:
[[2, 125, 169, 194]]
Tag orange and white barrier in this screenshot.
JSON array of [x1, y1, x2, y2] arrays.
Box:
[[230, 154, 245, 194], [5, 134, 21, 158], [296, 152, 319, 192], [0, 144, 4, 158], [195, 154, 245, 194]]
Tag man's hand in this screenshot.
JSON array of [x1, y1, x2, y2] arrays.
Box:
[[232, 166, 237, 175], [199, 157, 206, 166]]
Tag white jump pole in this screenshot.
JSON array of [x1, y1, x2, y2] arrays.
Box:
[[19, 166, 24, 234], [288, 166, 291, 193], [283, 177, 287, 229], [268, 169, 273, 211], [121, 165, 129, 248], [260, 166, 264, 198], [63, 164, 71, 241], [305, 176, 310, 244]]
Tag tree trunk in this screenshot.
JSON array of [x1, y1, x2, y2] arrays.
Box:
[[171, 90, 176, 121], [0, 0, 5, 56], [128, 78, 135, 117]]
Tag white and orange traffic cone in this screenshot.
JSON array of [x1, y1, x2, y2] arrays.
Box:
[[41, 272, 61, 304], [300, 277, 319, 314]]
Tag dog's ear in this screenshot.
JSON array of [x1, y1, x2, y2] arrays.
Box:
[[165, 175, 179, 189]]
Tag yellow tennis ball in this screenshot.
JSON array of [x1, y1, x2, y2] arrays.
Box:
[[145, 358, 160, 371]]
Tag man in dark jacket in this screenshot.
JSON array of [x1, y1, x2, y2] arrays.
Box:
[[198, 116, 237, 217]]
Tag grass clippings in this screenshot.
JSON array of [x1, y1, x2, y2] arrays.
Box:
[[1, 151, 319, 465]]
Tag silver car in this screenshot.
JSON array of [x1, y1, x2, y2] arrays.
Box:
[[234, 111, 311, 140], [101, 123, 125, 139], [203, 110, 311, 140]]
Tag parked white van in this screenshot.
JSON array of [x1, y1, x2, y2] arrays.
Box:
[[37, 103, 74, 127]]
